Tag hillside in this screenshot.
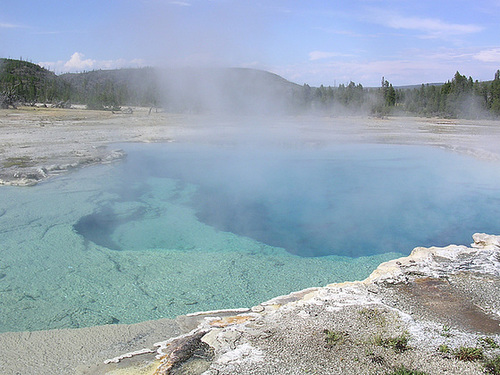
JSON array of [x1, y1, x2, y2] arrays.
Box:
[[0, 58, 71, 107], [59, 66, 305, 114], [1, 59, 305, 113]]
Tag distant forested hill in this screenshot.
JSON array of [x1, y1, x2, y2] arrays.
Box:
[[60, 67, 160, 109], [0, 58, 71, 106], [60, 66, 305, 114], [1, 57, 499, 118], [0, 59, 305, 113]]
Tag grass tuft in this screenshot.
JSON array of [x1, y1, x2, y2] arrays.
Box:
[[323, 329, 346, 346], [440, 325, 452, 338], [484, 355, 500, 375], [437, 344, 450, 353], [453, 346, 484, 361], [479, 337, 500, 349], [385, 365, 428, 375], [375, 333, 410, 353]]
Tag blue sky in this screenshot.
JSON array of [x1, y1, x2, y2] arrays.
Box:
[[1, 0, 500, 86]]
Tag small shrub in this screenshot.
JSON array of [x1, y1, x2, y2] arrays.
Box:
[[440, 325, 452, 338], [438, 344, 450, 353], [386, 365, 428, 375], [484, 355, 500, 375], [375, 333, 410, 353], [370, 354, 385, 364], [323, 329, 346, 346], [479, 337, 500, 349], [453, 346, 484, 361]]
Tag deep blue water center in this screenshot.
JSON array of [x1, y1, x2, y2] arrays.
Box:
[[74, 142, 500, 257]]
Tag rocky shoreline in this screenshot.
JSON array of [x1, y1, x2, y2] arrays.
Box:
[[76, 233, 498, 375], [0, 107, 499, 374]]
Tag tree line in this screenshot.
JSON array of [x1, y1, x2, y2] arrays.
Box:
[[309, 71, 500, 118], [0, 58, 158, 109], [1, 57, 500, 118]]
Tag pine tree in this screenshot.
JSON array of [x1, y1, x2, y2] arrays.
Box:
[[490, 70, 500, 115]]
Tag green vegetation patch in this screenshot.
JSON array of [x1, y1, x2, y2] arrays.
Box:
[[386, 365, 428, 375], [479, 337, 500, 349], [323, 329, 347, 346], [437, 344, 450, 353], [453, 346, 484, 361], [484, 355, 500, 375], [2, 156, 34, 168], [374, 333, 410, 353], [440, 325, 452, 338]]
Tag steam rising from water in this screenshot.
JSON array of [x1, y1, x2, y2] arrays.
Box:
[[156, 67, 303, 115]]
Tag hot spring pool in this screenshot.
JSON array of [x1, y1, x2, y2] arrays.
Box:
[[1, 142, 499, 332]]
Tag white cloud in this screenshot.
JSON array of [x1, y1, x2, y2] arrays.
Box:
[[32, 30, 61, 35], [170, 1, 191, 6], [275, 46, 498, 87], [38, 52, 146, 73], [387, 16, 481, 35], [64, 52, 95, 71], [315, 27, 376, 39], [474, 48, 500, 62], [369, 10, 483, 39], [309, 51, 350, 61], [0, 22, 22, 28]]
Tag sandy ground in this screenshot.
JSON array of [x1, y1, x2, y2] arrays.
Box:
[[1, 107, 500, 374]]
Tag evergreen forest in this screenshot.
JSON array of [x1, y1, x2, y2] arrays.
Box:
[[1, 57, 499, 118]]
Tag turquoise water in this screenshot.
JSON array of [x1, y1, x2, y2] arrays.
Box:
[[1, 142, 499, 332]]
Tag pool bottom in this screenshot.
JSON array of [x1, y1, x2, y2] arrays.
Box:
[[0, 214, 400, 333]]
